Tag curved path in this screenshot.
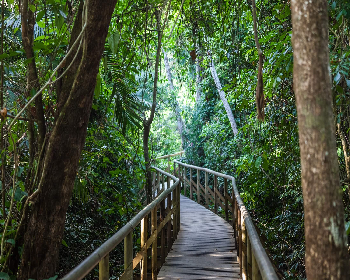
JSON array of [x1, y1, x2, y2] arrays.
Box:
[[158, 195, 240, 279]]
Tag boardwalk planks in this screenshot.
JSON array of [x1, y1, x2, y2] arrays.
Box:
[[158, 195, 240, 279]]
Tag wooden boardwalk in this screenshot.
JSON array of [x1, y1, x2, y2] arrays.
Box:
[[158, 195, 240, 279]]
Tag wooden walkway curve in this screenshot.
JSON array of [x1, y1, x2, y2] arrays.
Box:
[[62, 157, 278, 280], [158, 195, 240, 279]]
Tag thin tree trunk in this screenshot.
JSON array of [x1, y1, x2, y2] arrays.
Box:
[[143, 10, 162, 204], [0, 0, 5, 221], [195, 46, 202, 103], [291, 1, 350, 279], [17, 0, 117, 278], [21, 0, 46, 150], [162, 49, 186, 146], [251, 0, 265, 121], [210, 59, 238, 136]]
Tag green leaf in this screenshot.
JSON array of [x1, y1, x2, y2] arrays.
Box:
[[62, 239, 68, 248], [108, 31, 120, 54], [336, 10, 343, 21], [29, 4, 36, 13], [336, 85, 344, 94], [17, 166, 24, 177], [33, 41, 47, 51], [36, 10, 45, 22], [14, 188, 28, 202], [346, 221, 350, 235], [6, 239, 15, 246], [346, 79, 350, 88], [0, 272, 10, 280], [334, 72, 341, 84], [55, 14, 64, 30], [59, 10, 67, 19], [255, 156, 262, 168], [332, 1, 336, 9]]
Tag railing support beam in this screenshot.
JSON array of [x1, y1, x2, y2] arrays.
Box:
[[124, 231, 133, 280], [151, 207, 157, 280], [205, 171, 209, 208], [141, 216, 148, 280], [190, 168, 193, 200], [99, 254, 109, 280], [197, 169, 200, 204]]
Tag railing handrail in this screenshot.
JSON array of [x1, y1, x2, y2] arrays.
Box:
[[61, 167, 179, 280], [154, 151, 184, 160], [174, 160, 278, 280]]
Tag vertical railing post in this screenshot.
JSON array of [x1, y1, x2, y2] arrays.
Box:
[[177, 180, 181, 233], [157, 171, 160, 196], [151, 207, 157, 280], [247, 234, 252, 279], [141, 216, 148, 280], [242, 218, 247, 279], [197, 169, 200, 204], [180, 164, 183, 191], [205, 171, 209, 208], [238, 208, 242, 273], [167, 156, 170, 173], [173, 185, 178, 239], [124, 231, 133, 280], [167, 188, 172, 252], [99, 254, 109, 280], [232, 181, 236, 228], [224, 178, 228, 222], [184, 166, 187, 196], [214, 175, 218, 214], [152, 172, 156, 200], [190, 168, 193, 200], [252, 251, 262, 280], [160, 177, 166, 266], [235, 200, 239, 250]]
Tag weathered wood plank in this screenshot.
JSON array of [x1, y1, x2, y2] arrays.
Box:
[[158, 195, 240, 279]]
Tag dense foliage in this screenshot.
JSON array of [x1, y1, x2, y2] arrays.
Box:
[[0, 0, 349, 279]]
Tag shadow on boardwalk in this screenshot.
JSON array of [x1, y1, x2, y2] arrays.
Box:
[[158, 195, 240, 279]]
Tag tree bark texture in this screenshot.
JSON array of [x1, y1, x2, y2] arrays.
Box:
[[17, 0, 117, 279], [210, 60, 238, 136], [162, 49, 186, 146], [21, 0, 46, 150], [291, 1, 350, 279]]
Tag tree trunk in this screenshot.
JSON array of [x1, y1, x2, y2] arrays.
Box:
[[162, 49, 186, 146], [21, 0, 46, 150], [143, 11, 162, 204], [291, 1, 350, 279], [251, 0, 265, 121], [195, 55, 202, 103], [210, 59, 238, 136], [17, 0, 117, 279]]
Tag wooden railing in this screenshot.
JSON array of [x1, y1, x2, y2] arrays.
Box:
[[61, 167, 181, 280], [174, 160, 279, 280], [154, 151, 184, 174]]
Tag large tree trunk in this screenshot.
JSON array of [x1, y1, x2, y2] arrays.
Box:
[[210, 59, 238, 136], [162, 49, 186, 146], [17, 1, 117, 279], [291, 1, 350, 279]]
